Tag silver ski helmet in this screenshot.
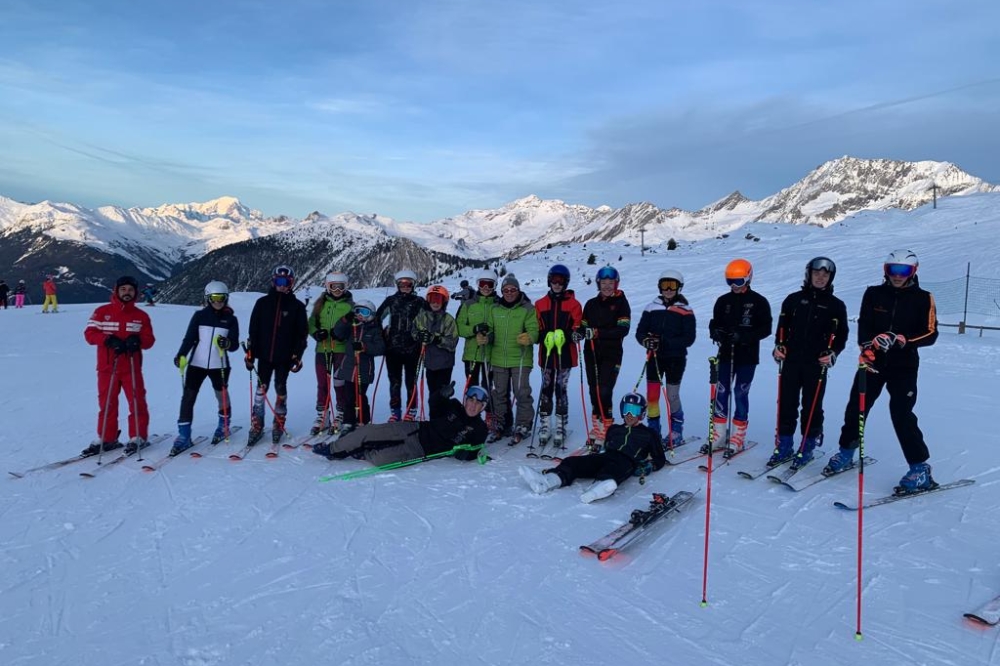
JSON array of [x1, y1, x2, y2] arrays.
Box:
[[353, 299, 376, 322], [204, 280, 229, 304]]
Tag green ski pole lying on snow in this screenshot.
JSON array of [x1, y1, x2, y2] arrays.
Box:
[[319, 443, 487, 481]]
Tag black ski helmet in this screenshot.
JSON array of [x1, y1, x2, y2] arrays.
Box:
[[619, 392, 648, 420], [804, 257, 836, 289]]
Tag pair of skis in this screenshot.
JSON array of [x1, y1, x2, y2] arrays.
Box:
[[579, 490, 698, 561], [526, 429, 574, 460], [697, 440, 759, 472], [79, 434, 172, 478], [140, 425, 246, 471]]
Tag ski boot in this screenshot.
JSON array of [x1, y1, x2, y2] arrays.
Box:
[[823, 446, 857, 475], [81, 440, 122, 456], [272, 414, 287, 445], [896, 462, 935, 494], [512, 425, 531, 445], [553, 415, 568, 448], [388, 407, 402, 423], [404, 407, 418, 422], [124, 437, 149, 455], [329, 409, 343, 436], [537, 413, 552, 445], [171, 423, 194, 456], [212, 412, 231, 444], [580, 479, 618, 503], [791, 434, 822, 470], [518, 466, 562, 494], [668, 410, 685, 447], [646, 416, 662, 441], [727, 419, 748, 453], [767, 435, 795, 468], [310, 410, 327, 436], [701, 416, 727, 454]]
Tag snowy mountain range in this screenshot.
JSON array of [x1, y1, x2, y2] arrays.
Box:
[[0, 156, 996, 302]]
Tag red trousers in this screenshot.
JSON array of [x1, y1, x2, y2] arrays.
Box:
[[96, 359, 149, 442]]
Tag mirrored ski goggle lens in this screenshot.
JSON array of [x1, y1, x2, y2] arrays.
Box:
[[596, 268, 618, 281], [354, 306, 374, 318], [501, 287, 518, 294], [274, 276, 292, 287], [478, 280, 495, 290], [327, 282, 346, 292], [548, 275, 568, 286], [396, 280, 414, 289], [622, 403, 643, 418], [427, 293, 445, 304], [885, 263, 916, 278], [808, 258, 835, 273], [726, 277, 748, 288], [466, 386, 489, 403], [659, 280, 680, 291], [208, 293, 227, 303]]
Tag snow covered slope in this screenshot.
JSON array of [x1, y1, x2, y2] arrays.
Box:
[[1, 193, 998, 665]]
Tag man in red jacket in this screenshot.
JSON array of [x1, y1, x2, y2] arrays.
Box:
[[82, 276, 156, 455]]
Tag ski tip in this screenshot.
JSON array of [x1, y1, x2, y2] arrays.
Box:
[[8, 471, 24, 479], [963, 613, 998, 627], [265, 452, 279, 459], [227, 455, 242, 461], [597, 549, 617, 562], [190, 452, 203, 458], [141, 466, 155, 472]]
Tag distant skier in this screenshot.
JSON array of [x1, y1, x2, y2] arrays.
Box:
[[534, 264, 583, 447], [376, 269, 426, 421], [41, 275, 58, 313], [576, 265, 631, 450], [141, 284, 158, 306], [769, 257, 848, 469], [81, 276, 155, 455], [312, 383, 489, 465], [452, 279, 475, 303], [706, 258, 772, 452], [244, 265, 308, 446], [13, 280, 26, 308], [170, 281, 240, 455], [635, 269, 695, 448], [0, 279, 8, 309], [824, 250, 939, 493], [518, 393, 666, 503]]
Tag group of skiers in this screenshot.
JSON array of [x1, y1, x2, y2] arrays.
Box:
[[77, 249, 939, 501], [0, 279, 27, 309]]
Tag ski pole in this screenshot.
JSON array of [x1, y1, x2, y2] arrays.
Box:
[[577, 340, 590, 439], [653, 353, 674, 452], [178, 354, 188, 392], [214, 336, 231, 442], [588, 337, 607, 442], [127, 351, 144, 461], [723, 339, 737, 453], [701, 356, 720, 607], [97, 353, 120, 464], [527, 332, 556, 454], [773, 327, 784, 457], [854, 360, 872, 640], [370, 354, 385, 422], [319, 443, 486, 481], [632, 350, 650, 391], [796, 326, 838, 458], [404, 344, 427, 419], [553, 329, 566, 450]]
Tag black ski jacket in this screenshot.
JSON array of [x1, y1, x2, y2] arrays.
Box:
[[247, 289, 308, 365], [603, 422, 666, 471], [857, 277, 938, 369], [708, 288, 773, 365], [419, 393, 489, 458], [377, 291, 426, 355], [775, 287, 849, 364]]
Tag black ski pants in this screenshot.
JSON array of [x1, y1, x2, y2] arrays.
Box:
[[838, 364, 929, 465], [553, 450, 635, 486], [778, 360, 828, 438]]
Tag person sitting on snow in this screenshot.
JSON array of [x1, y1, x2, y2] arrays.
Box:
[[518, 392, 666, 503]]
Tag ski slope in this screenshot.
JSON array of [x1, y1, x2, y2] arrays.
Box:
[[1, 194, 999, 666]]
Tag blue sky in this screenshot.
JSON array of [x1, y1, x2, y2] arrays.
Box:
[[1, 0, 998, 222]]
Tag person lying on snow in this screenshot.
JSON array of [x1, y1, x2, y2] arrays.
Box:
[[518, 392, 666, 503], [312, 383, 489, 465]]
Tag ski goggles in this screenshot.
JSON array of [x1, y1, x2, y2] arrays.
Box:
[[426, 292, 446, 304], [596, 267, 619, 281], [478, 279, 496, 290], [658, 279, 681, 291], [885, 263, 916, 279], [808, 258, 835, 273], [207, 293, 228, 303], [396, 279, 414, 289], [353, 305, 374, 318], [622, 402, 644, 418], [465, 385, 489, 403], [726, 277, 749, 288], [273, 276, 292, 288], [326, 282, 346, 293], [501, 286, 519, 295], [548, 275, 568, 286]]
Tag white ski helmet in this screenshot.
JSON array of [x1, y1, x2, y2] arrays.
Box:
[[325, 272, 349, 289], [353, 299, 377, 322], [884, 249, 918, 280], [477, 269, 497, 289], [658, 269, 685, 290], [394, 269, 417, 286], [204, 280, 229, 302]]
